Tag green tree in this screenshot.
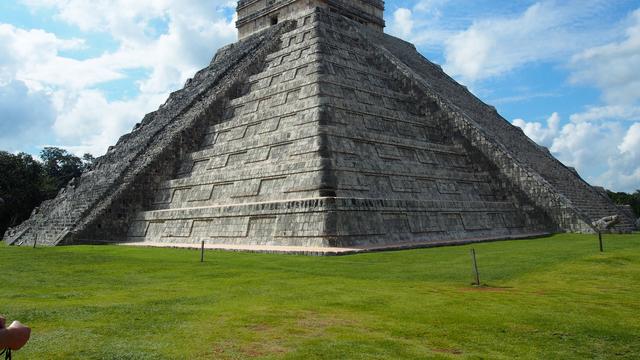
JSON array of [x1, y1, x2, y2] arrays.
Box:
[[81, 153, 96, 172], [0, 152, 49, 236], [40, 147, 84, 192], [1, 148, 95, 238], [633, 190, 640, 218], [607, 189, 640, 218]]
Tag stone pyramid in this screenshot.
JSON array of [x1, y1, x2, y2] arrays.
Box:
[[5, 0, 635, 250]]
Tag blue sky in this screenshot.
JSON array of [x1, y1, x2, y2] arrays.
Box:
[[0, 0, 638, 192]]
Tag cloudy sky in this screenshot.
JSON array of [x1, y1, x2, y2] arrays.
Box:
[[0, 0, 638, 192]]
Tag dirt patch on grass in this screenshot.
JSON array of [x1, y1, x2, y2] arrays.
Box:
[[295, 311, 356, 331], [209, 340, 288, 359], [241, 343, 288, 358], [233, 312, 357, 358], [432, 348, 463, 355], [247, 323, 272, 332]]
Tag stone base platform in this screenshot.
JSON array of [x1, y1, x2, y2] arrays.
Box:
[[119, 232, 552, 256]]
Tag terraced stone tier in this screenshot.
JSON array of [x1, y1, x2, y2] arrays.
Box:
[[128, 197, 549, 248]]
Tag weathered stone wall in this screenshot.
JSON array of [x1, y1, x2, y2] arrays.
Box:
[[313, 10, 555, 246], [237, 0, 384, 39], [128, 11, 335, 247]]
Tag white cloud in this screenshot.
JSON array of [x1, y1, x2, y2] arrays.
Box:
[[553, 121, 640, 192], [570, 9, 640, 105], [442, 1, 615, 82], [385, 0, 454, 49], [444, 25, 493, 81], [555, 9, 640, 192], [20, 0, 237, 94], [0, 80, 56, 152], [21, 0, 168, 40], [0, 24, 86, 86], [619, 123, 640, 156], [390, 8, 415, 38], [513, 112, 560, 147], [569, 105, 640, 123], [0, 0, 237, 157], [413, 0, 449, 13], [513, 114, 640, 192], [0, 24, 128, 91], [550, 121, 624, 174], [386, 1, 618, 83], [52, 90, 167, 155]]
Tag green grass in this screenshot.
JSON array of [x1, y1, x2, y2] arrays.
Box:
[[1, 233, 639, 359]]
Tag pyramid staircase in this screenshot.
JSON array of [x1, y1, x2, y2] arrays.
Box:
[[126, 9, 556, 248]]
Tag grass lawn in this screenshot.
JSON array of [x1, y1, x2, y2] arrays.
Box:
[[1, 233, 639, 359]]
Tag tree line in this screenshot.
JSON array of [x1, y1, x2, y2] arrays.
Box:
[[0, 147, 94, 238], [606, 190, 640, 219]]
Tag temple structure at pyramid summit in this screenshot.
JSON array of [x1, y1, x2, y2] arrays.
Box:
[[5, 0, 636, 252]]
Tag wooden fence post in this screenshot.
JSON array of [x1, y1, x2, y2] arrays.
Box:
[[598, 232, 604, 252], [470, 248, 480, 286]]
